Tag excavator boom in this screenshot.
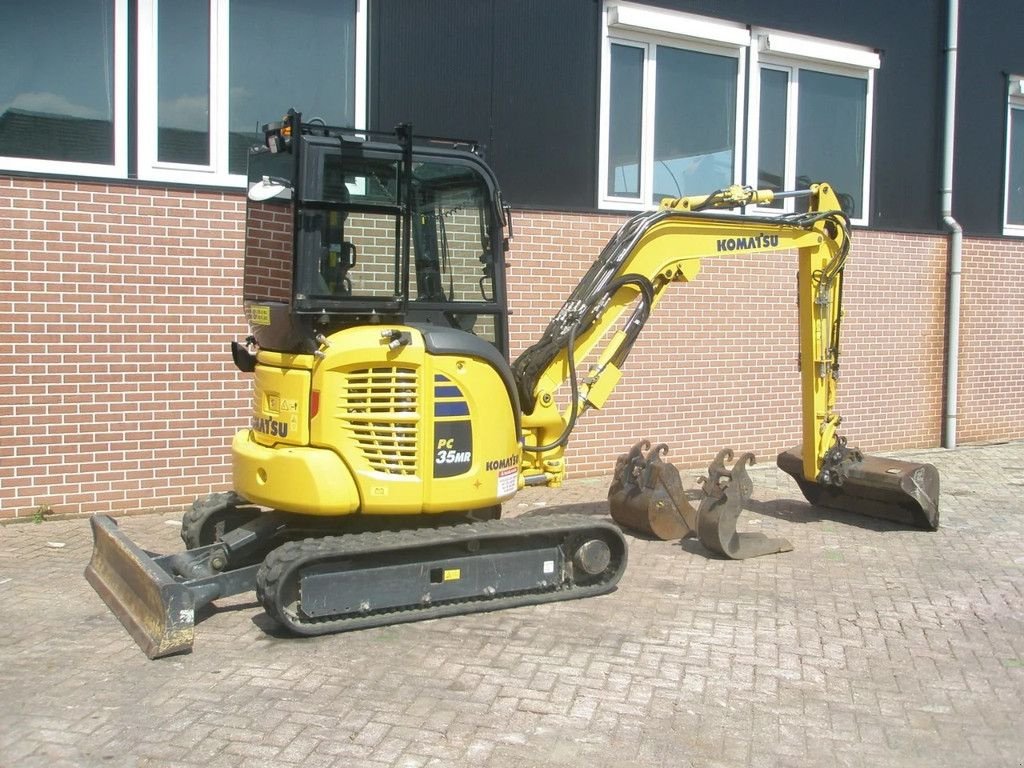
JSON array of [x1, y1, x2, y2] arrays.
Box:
[[512, 183, 939, 537]]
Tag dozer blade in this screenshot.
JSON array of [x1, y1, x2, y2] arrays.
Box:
[[777, 447, 940, 530], [609, 440, 698, 540], [84, 515, 196, 659]]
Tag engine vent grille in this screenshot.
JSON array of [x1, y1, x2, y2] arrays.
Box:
[[339, 367, 419, 474]]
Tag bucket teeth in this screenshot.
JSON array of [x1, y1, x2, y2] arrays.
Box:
[[609, 442, 791, 559]]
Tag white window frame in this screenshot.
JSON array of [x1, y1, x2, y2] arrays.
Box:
[[749, 62, 797, 209], [1003, 75, 1024, 236], [137, 0, 367, 188], [599, 2, 749, 211], [0, 0, 129, 178], [746, 28, 879, 226]]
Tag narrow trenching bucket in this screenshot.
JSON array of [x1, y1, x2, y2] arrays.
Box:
[[84, 515, 197, 659], [777, 447, 940, 530], [695, 449, 793, 559]]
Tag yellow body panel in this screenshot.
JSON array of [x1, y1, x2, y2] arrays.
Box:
[[232, 430, 360, 515], [232, 325, 521, 516], [250, 361, 312, 447]]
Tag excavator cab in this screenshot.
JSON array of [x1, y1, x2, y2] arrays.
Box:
[[241, 113, 511, 359]]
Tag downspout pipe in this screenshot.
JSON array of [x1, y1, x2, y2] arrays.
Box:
[[941, 0, 963, 449]]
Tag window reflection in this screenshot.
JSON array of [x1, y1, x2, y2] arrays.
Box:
[[608, 44, 643, 198], [157, 0, 210, 165], [1007, 108, 1024, 226], [229, 0, 356, 175], [758, 68, 789, 207], [0, 0, 116, 164], [653, 46, 736, 202], [244, 150, 294, 303], [796, 70, 866, 218]]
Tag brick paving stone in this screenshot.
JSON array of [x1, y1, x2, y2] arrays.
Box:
[[1, 442, 1023, 766]]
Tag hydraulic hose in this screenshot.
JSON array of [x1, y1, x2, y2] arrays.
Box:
[[520, 274, 655, 453]]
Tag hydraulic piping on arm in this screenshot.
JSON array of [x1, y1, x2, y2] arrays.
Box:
[[512, 182, 939, 552], [513, 183, 848, 486]]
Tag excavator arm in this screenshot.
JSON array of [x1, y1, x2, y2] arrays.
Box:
[[512, 183, 939, 538], [513, 183, 847, 482]]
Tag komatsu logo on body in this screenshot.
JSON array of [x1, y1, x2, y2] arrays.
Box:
[[716, 233, 780, 252], [252, 416, 289, 438], [485, 453, 520, 472]]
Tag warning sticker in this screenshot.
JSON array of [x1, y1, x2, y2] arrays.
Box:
[[249, 304, 271, 326], [497, 467, 518, 499]]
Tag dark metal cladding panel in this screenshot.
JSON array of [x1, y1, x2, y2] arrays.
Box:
[[372, 0, 600, 211], [371, 1, 495, 150], [489, 0, 601, 210]]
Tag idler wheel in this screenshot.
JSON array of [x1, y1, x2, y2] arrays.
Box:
[[573, 538, 612, 576]]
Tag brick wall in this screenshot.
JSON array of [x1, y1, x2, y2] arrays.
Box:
[[1, 177, 1020, 519], [956, 237, 1024, 444], [0, 177, 251, 520]]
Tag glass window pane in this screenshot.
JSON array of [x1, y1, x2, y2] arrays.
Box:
[[244, 150, 294, 303], [607, 44, 643, 199], [758, 68, 789, 207], [1007, 108, 1024, 226], [229, 0, 356, 175], [158, 0, 210, 165], [0, 0, 116, 164], [653, 46, 737, 203], [409, 164, 494, 304], [796, 70, 867, 218]]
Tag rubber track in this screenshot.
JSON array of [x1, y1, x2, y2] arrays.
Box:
[[180, 492, 260, 549], [256, 513, 627, 636]]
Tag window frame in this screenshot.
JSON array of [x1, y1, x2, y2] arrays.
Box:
[[598, 2, 749, 211], [597, 5, 880, 226], [1003, 75, 1024, 237], [0, 0, 129, 178], [136, 0, 368, 188], [746, 29, 879, 226]]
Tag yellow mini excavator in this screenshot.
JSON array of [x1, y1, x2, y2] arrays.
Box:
[[85, 112, 939, 658]]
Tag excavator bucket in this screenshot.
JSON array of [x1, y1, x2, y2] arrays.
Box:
[[609, 442, 792, 559], [608, 440, 698, 540], [84, 515, 196, 659], [696, 449, 793, 559], [777, 447, 940, 530]]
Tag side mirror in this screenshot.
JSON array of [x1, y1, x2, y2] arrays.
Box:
[[231, 339, 258, 373], [247, 175, 293, 202]]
